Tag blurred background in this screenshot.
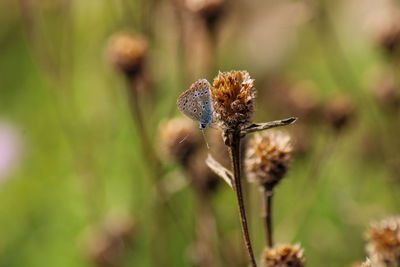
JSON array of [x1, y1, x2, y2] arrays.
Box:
[[1, 0, 400, 266]]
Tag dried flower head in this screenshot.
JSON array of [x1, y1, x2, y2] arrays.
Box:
[[324, 95, 355, 131], [211, 71, 256, 130], [107, 32, 148, 78], [159, 117, 201, 166], [262, 244, 305, 267], [245, 131, 292, 187], [366, 216, 400, 266]]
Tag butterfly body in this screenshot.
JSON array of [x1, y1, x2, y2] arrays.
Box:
[[177, 79, 213, 130]]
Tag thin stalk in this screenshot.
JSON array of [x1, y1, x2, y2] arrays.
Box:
[[228, 130, 257, 267], [260, 185, 273, 247]]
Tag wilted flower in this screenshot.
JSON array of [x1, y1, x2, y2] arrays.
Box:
[[211, 71, 256, 130], [366, 216, 400, 266], [159, 117, 201, 166], [245, 131, 292, 187], [107, 32, 148, 78], [262, 244, 305, 267]]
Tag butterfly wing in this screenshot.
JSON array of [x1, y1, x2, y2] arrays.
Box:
[[177, 79, 213, 125]]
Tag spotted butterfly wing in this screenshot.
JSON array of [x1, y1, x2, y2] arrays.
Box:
[[177, 79, 213, 130]]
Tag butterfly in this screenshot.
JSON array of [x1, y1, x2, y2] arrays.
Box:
[[176, 79, 214, 130]]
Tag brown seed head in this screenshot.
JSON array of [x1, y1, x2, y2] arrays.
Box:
[[107, 32, 148, 78], [159, 117, 201, 166], [211, 71, 256, 130], [366, 216, 400, 266], [324, 95, 355, 131], [262, 244, 305, 267], [245, 131, 292, 187]]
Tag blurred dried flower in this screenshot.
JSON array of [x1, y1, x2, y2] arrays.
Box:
[[262, 244, 305, 267], [185, 0, 225, 31], [211, 71, 256, 130], [370, 70, 400, 109], [366, 216, 400, 266], [245, 131, 292, 187], [84, 213, 136, 267], [324, 95, 355, 131], [159, 117, 201, 166], [285, 80, 320, 121], [107, 32, 148, 78], [374, 15, 400, 54]]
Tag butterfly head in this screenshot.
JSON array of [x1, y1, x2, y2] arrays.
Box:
[[199, 123, 207, 130]]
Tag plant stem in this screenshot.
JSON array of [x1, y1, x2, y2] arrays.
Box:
[[260, 185, 274, 247], [228, 130, 257, 267]]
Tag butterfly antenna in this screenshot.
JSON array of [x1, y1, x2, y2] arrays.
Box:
[[179, 134, 189, 144], [201, 130, 210, 149]]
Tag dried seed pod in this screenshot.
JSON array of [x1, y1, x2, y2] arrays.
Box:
[[245, 131, 292, 187], [211, 71, 256, 130], [366, 216, 400, 267], [262, 244, 305, 267]]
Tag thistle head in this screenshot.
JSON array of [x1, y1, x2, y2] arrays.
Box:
[[261, 244, 305, 267], [211, 70, 256, 130], [245, 131, 292, 187]]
